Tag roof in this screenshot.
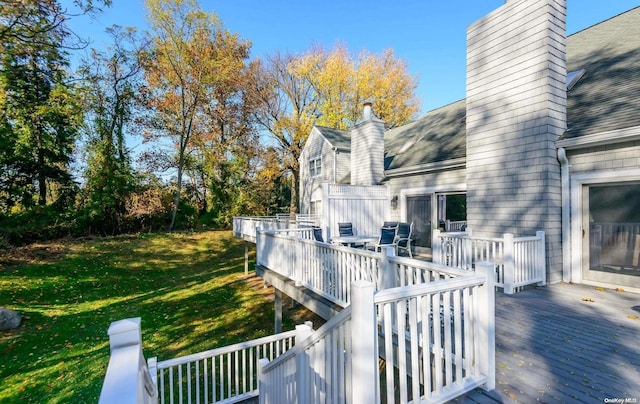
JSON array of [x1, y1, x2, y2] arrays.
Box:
[[306, 7, 640, 171], [313, 125, 351, 150], [384, 6, 640, 163], [562, 6, 640, 139], [384, 100, 466, 171]]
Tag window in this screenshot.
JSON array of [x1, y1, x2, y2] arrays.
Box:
[[310, 200, 322, 216], [309, 156, 322, 178], [566, 69, 585, 91]]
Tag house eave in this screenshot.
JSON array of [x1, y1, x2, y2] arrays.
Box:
[[556, 125, 640, 150], [384, 157, 466, 178]]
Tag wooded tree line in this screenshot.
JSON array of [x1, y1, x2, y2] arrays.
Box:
[[0, 0, 419, 244]]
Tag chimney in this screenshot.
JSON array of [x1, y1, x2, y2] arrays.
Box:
[[351, 103, 385, 185], [363, 102, 373, 121], [465, 0, 566, 282]]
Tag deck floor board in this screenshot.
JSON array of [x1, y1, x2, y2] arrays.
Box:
[[457, 283, 640, 403]]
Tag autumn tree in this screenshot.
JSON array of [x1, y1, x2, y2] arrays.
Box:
[[251, 44, 419, 212], [142, 0, 252, 229], [249, 52, 317, 214], [79, 26, 145, 234], [289, 43, 420, 130]]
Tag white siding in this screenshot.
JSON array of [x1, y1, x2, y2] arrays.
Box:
[[466, 0, 566, 282], [300, 128, 351, 214]]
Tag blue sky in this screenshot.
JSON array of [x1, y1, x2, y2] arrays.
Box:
[[64, 0, 639, 115]]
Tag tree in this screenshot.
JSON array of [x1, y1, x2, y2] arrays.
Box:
[[79, 26, 145, 234], [289, 43, 420, 130], [249, 52, 317, 214], [251, 44, 420, 212], [142, 0, 252, 230], [0, 0, 111, 47], [0, 0, 84, 209]]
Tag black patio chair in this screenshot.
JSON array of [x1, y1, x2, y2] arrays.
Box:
[[395, 222, 415, 258], [337, 222, 364, 248], [383, 221, 398, 229], [338, 222, 354, 236], [313, 227, 324, 242], [369, 226, 397, 252]]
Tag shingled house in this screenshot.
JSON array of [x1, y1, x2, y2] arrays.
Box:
[[299, 4, 640, 293]]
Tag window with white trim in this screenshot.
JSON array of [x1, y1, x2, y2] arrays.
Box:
[[309, 156, 322, 178]]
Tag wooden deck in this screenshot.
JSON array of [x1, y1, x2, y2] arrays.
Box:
[[457, 283, 640, 403]]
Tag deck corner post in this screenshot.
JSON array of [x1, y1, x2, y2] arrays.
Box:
[[380, 246, 396, 290], [147, 356, 158, 391], [107, 317, 142, 351], [464, 229, 473, 269], [351, 280, 378, 403], [295, 322, 313, 343], [503, 233, 515, 294], [244, 241, 250, 275], [274, 289, 283, 333], [256, 228, 263, 267], [536, 230, 547, 286], [257, 358, 270, 404], [295, 322, 313, 403], [476, 261, 496, 391], [432, 229, 442, 264]]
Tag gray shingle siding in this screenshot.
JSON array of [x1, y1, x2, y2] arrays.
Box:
[[567, 140, 640, 174], [466, 0, 565, 282]]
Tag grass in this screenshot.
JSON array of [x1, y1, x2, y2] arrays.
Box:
[[0, 230, 310, 403]]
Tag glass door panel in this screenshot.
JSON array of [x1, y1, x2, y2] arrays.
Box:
[[583, 183, 640, 288], [407, 195, 432, 248]]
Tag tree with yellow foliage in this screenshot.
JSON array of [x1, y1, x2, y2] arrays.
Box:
[[251, 43, 419, 212]]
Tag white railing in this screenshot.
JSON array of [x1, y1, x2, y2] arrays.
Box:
[[376, 262, 495, 403], [445, 220, 467, 232], [258, 264, 496, 403], [257, 228, 474, 307], [233, 216, 319, 242], [150, 330, 301, 404], [258, 310, 352, 404], [257, 229, 381, 306], [432, 228, 546, 294], [98, 318, 157, 404], [100, 234, 497, 404]]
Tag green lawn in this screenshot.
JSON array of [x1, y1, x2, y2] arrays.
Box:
[[0, 230, 301, 403]]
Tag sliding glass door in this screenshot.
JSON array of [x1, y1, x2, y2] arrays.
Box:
[[406, 195, 432, 248], [582, 182, 640, 288]]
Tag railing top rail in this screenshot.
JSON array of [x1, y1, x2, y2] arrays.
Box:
[[513, 235, 542, 242], [156, 329, 297, 369], [388, 255, 471, 277], [259, 228, 477, 278], [235, 216, 281, 219], [260, 307, 352, 373], [258, 227, 314, 234], [374, 274, 486, 304], [437, 232, 543, 243]]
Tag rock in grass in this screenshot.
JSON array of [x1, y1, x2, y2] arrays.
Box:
[[0, 307, 22, 330]]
